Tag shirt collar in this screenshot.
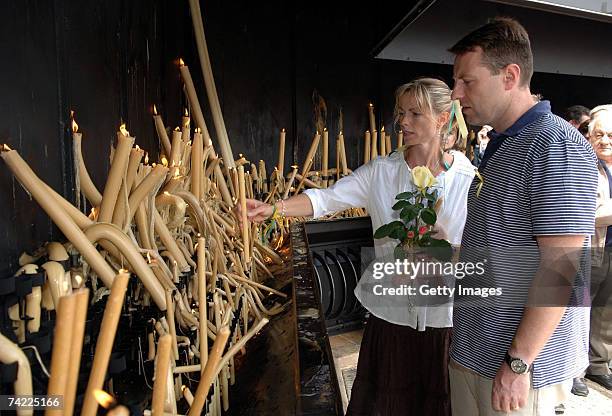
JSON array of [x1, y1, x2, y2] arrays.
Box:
[[488, 100, 551, 140]]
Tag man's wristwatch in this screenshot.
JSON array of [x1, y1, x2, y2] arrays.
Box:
[[505, 352, 532, 375]]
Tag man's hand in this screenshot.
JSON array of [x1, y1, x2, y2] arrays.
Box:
[[234, 199, 274, 224], [491, 362, 530, 412]]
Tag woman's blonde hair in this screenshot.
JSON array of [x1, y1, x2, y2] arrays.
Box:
[[393, 77, 456, 144]]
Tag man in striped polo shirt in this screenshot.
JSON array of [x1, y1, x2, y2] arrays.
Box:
[[447, 18, 598, 415]]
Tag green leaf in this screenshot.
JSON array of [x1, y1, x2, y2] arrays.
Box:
[[395, 191, 414, 200], [400, 206, 417, 223], [390, 227, 407, 241], [424, 191, 437, 202], [373, 221, 404, 239], [392, 200, 411, 211], [394, 245, 406, 260], [421, 208, 437, 225]]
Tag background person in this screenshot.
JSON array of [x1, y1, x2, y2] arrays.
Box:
[[585, 104, 612, 392]]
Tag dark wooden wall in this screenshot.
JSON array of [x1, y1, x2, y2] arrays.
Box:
[[1, 0, 610, 277]]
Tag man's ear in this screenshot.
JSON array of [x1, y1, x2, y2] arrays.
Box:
[[503, 64, 521, 90]]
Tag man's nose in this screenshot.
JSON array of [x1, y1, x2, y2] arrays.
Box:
[[451, 85, 462, 101]]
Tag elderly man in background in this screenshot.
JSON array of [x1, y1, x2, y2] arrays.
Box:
[[586, 104, 612, 392]]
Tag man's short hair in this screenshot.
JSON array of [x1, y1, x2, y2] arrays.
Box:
[[449, 17, 533, 87], [563, 105, 591, 124]]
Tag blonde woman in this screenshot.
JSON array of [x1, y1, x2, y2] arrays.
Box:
[[240, 78, 474, 415]]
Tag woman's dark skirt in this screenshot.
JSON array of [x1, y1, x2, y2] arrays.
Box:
[[345, 315, 451, 416]]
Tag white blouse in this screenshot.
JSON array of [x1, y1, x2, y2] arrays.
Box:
[[304, 150, 475, 330]]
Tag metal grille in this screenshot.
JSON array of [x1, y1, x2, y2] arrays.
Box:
[[304, 217, 373, 335]]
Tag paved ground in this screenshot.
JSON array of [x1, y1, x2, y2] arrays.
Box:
[[330, 329, 612, 415], [564, 378, 612, 415]]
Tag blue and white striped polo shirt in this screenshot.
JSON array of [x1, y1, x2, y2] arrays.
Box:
[[450, 100, 599, 388]]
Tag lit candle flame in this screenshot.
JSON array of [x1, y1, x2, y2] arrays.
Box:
[[381, 126, 385, 132], [144, 152, 149, 164], [153, 104, 158, 115], [70, 111, 79, 133], [179, 58, 185, 66], [281, 128, 286, 133], [119, 123, 130, 137], [195, 127, 201, 134], [184, 108, 189, 117], [174, 127, 180, 132], [147, 252, 152, 263], [369, 103, 373, 108], [2, 144, 12, 152], [135, 145, 140, 150], [161, 157, 168, 167], [93, 389, 115, 409]]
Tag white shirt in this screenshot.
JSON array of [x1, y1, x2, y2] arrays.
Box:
[[304, 150, 475, 330]]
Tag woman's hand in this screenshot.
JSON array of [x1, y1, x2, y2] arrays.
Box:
[[235, 199, 274, 224]]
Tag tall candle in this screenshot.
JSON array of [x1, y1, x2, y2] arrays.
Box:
[[259, 160, 267, 193], [371, 130, 378, 159], [238, 165, 250, 264], [1, 147, 116, 287], [152, 335, 173, 416], [380, 126, 386, 156], [127, 165, 169, 225], [81, 271, 130, 416], [339, 131, 348, 176], [397, 130, 404, 150], [153, 209, 190, 272], [277, 128, 286, 175], [153, 105, 172, 157], [179, 59, 235, 169], [71, 122, 102, 207], [187, 327, 230, 416], [368, 103, 376, 135], [64, 289, 90, 416], [165, 290, 179, 361], [283, 166, 298, 200], [98, 125, 135, 223], [47, 294, 77, 416], [294, 132, 321, 194], [191, 129, 204, 201], [112, 145, 144, 228], [169, 127, 183, 170], [197, 237, 208, 370], [385, 133, 391, 157], [182, 108, 191, 136], [322, 128, 329, 188], [364, 130, 371, 164], [185, 3, 235, 170]]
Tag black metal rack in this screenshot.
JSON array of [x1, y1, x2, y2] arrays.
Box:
[[304, 217, 373, 335]]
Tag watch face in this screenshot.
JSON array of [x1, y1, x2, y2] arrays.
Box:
[[511, 359, 528, 374]]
